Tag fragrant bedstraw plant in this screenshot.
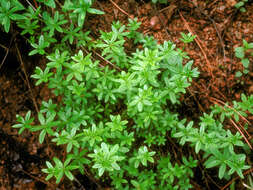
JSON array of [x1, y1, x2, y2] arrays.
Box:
[[235, 39, 253, 78], [235, 0, 248, 12], [172, 94, 253, 179], [1, 0, 103, 55], [0, 0, 25, 33], [5, 0, 252, 188], [13, 18, 253, 188]]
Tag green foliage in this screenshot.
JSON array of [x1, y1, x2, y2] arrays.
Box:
[[130, 146, 155, 168], [7, 0, 252, 188], [235, 0, 248, 12], [16, 6, 40, 35], [42, 11, 68, 37], [13, 111, 34, 134], [0, 0, 104, 56], [42, 157, 79, 184], [88, 142, 124, 176], [152, 0, 168, 4], [180, 32, 196, 44], [13, 16, 201, 187], [157, 155, 197, 189], [235, 39, 253, 78], [172, 94, 253, 180], [67, 0, 104, 27], [29, 35, 51, 55], [0, 0, 25, 32], [31, 66, 53, 84]]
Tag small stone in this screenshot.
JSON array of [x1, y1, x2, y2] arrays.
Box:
[[219, 5, 226, 11], [150, 16, 161, 30]]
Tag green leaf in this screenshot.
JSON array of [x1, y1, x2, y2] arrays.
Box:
[[235, 47, 245, 59], [3, 18, 11, 33], [195, 141, 201, 153], [243, 69, 249, 74], [56, 171, 64, 184], [219, 163, 226, 179], [98, 167, 105, 176], [87, 8, 104, 15], [46, 161, 53, 169], [65, 170, 74, 181], [235, 71, 242, 77], [39, 130, 47, 144], [137, 102, 143, 112], [67, 143, 73, 153], [45, 173, 53, 181], [205, 156, 221, 168], [242, 58, 249, 68], [111, 162, 120, 170], [235, 1, 244, 8]]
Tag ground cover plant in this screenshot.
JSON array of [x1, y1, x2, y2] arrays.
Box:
[[235, 0, 248, 12], [235, 39, 253, 78], [1, 0, 253, 189]]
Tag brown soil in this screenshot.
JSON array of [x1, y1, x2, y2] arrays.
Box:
[[0, 0, 253, 189]]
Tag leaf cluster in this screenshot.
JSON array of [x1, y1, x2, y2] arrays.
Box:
[[235, 0, 248, 12], [8, 0, 253, 189], [13, 17, 202, 189], [1, 0, 102, 55], [235, 39, 253, 78]]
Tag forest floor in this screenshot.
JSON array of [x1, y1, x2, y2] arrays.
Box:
[[0, 0, 253, 189]]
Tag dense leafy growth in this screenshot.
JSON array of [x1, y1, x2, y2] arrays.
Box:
[[1, 0, 252, 189]]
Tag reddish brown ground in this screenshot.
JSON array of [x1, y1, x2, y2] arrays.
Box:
[[0, 0, 253, 189]]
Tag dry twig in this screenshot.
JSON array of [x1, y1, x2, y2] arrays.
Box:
[[0, 34, 15, 71], [189, 0, 227, 68], [221, 167, 253, 190], [21, 169, 57, 189], [179, 11, 214, 78], [15, 42, 39, 113], [210, 97, 251, 125], [81, 46, 122, 72], [108, 0, 133, 18], [230, 118, 252, 149], [153, 4, 171, 39]]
